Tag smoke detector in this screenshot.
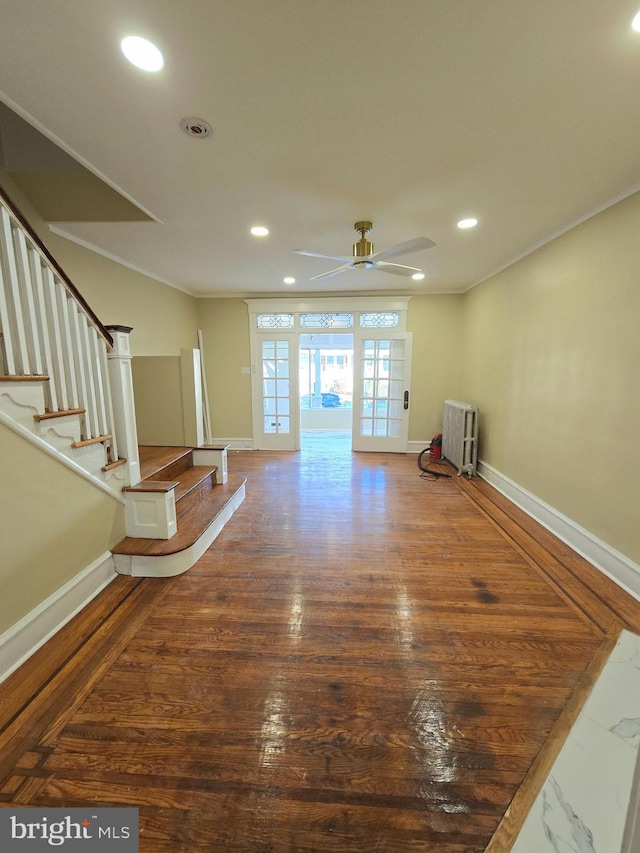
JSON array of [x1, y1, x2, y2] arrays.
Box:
[[180, 118, 212, 138]]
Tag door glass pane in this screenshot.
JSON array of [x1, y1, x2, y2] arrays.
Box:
[[389, 360, 404, 379], [375, 379, 389, 398], [360, 418, 373, 436], [388, 400, 403, 419], [388, 419, 402, 437], [260, 339, 292, 437], [389, 379, 403, 398], [373, 419, 388, 436]]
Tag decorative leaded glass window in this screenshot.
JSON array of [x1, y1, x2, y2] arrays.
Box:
[[257, 313, 295, 329], [299, 312, 354, 329], [359, 311, 400, 328]]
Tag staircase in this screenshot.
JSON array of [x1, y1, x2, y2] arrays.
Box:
[[112, 446, 246, 577], [0, 184, 245, 579]]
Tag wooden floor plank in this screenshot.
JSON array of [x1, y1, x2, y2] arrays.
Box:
[[0, 442, 635, 852]]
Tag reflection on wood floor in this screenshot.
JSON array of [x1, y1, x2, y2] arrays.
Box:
[[1, 446, 639, 852]]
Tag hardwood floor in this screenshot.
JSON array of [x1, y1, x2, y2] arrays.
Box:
[[2, 441, 639, 851]]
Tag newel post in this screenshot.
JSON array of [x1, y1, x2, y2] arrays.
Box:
[[105, 325, 140, 487]]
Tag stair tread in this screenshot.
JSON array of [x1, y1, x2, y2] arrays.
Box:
[[112, 474, 246, 557], [0, 374, 50, 382], [138, 446, 193, 480], [123, 480, 179, 493], [173, 465, 217, 503], [33, 407, 85, 421]]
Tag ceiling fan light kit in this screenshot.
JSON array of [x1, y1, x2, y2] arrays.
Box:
[[293, 221, 435, 281]]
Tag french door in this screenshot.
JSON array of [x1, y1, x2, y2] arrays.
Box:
[[252, 334, 298, 450], [351, 332, 413, 452], [248, 301, 413, 452]]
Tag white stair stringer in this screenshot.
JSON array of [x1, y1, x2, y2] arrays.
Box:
[[0, 382, 122, 502], [44, 429, 108, 478]]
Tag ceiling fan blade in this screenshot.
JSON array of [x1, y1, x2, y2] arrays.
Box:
[[310, 264, 353, 281], [375, 261, 423, 277], [371, 236, 436, 263], [293, 249, 354, 263]]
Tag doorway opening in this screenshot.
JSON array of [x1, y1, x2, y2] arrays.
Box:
[[299, 333, 353, 454]]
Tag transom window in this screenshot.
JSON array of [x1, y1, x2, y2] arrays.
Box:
[[299, 312, 354, 328], [359, 311, 400, 328], [257, 313, 295, 329], [256, 310, 401, 329]]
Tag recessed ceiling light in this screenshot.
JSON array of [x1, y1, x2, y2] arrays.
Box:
[[633, 11, 640, 31], [250, 226, 269, 237], [411, 272, 425, 281], [283, 277, 296, 285], [457, 218, 478, 229], [120, 36, 164, 72]]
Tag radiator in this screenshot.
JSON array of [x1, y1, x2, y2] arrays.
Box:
[[442, 400, 478, 477]]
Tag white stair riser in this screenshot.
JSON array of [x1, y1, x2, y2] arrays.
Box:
[[0, 384, 46, 431]]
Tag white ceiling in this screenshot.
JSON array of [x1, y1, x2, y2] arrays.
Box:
[[1, 0, 640, 297]]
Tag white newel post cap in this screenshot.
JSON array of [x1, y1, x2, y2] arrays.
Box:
[[105, 325, 133, 357]]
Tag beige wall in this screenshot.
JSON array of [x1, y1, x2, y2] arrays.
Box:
[[196, 298, 253, 439], [132, 356, 185, 446], [461, 190, 640, 564], [0, 171, 199, 356], [407, 295, 464, 443], [0, 425, 124, 634]]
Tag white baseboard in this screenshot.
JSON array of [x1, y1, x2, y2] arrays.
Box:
[[0, 552, 117, 684], [407, 440, 431, 454], [478, 459, 640, 602]]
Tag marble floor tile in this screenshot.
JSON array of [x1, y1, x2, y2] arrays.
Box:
[[511, 630, 640, 853]]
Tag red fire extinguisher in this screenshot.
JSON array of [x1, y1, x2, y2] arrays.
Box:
[[429, 433, 442, 460]]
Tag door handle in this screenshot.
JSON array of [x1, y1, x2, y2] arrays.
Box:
[[403, 390, 409, 410]]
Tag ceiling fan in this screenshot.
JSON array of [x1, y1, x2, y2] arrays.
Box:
[[293, 220, 435, 281]]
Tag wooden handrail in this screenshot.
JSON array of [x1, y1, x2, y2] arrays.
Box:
[[0, 182, 113, 348]]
